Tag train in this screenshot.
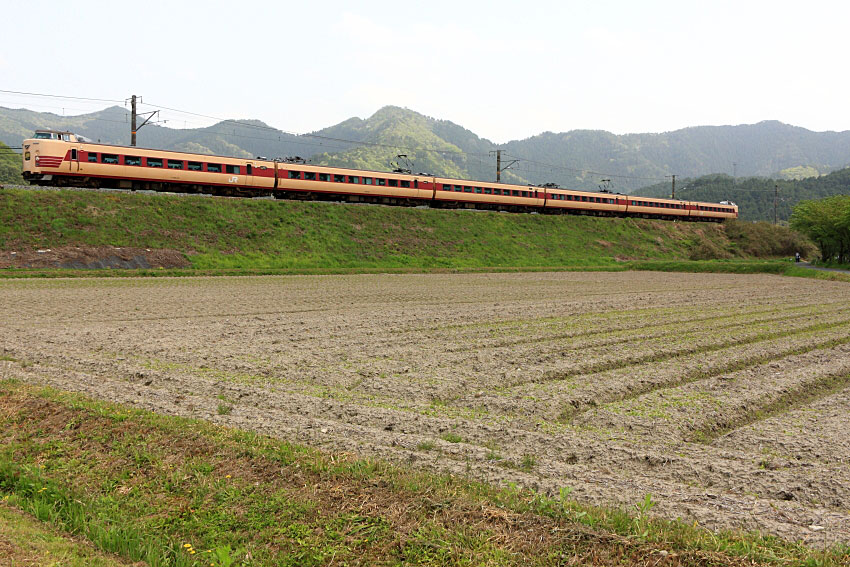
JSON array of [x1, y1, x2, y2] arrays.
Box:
[[21, 130, 738, 221]]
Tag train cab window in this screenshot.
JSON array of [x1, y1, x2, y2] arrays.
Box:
[[484, 188, 492, 194], [363, 177, 373, 185], [303, 171, 315, 181], [87, 153, 98, 163], [463, 186, 472, 193], [102, 154, 118, 164], [349, 176, 360, 184], [289, 171, 302, 179], [226, 165, 240, 174], [400, 180, 411, 188], [125, 156, 141, 166], [168, 159, 183, 169], [475, 187, 482, 194], [147, 158, 163, 168], [62, 134, 70, 141], [388, 179, 398, 187], [376, 178, 386, 186], [319, 173, 330, 182], [187, 161, 202, 171], [207, 164, 222, 173]]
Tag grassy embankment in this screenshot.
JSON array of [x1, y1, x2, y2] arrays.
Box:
[[1, 379, 847, 567], [0, 187, 834, 279]]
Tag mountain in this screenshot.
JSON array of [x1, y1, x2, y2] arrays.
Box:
[[3, 105, 850, 193], [637, 169, 850, 222], [0, 106, 312, 163]]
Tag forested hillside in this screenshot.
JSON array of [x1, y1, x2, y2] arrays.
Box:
[[3, 105, 850, 193], [637, 169, 850, 222]]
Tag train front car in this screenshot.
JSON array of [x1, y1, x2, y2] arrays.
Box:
[[21, 130, 77, 185]]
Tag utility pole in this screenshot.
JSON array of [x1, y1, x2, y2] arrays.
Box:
[[489, 149, 518, 183], [130, 95, 137, 147], [671, 174, 676, 199], [774, 184, 778, 225], [128, 95, 161, 147]]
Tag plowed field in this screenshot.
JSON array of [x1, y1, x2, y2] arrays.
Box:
[[2, 272, 849, 547]]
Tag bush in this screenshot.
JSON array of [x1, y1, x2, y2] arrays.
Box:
[[723, 220, 817, 259]]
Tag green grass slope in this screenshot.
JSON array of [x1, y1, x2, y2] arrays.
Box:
[[0, 142, 23, 185], [0, 188, 816, 273]]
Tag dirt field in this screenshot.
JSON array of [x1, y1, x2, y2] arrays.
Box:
[[2, 272, 849, 547]]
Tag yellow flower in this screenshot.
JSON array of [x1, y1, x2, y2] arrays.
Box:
[[189, 550, 196, 555], [225, 474, 231, 478], [183, 543, 192, 548]]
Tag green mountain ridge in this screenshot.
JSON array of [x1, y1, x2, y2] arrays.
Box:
[[2, 105, 850, 193]]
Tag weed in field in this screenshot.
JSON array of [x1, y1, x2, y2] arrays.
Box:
[[440, 432, 463, 444]]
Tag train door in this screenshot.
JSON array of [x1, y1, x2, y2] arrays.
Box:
[[245, 162, 254, 188], [69, 146, 81, 173]]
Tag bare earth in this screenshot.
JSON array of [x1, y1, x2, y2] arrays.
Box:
[[2, 272, 849, 547]]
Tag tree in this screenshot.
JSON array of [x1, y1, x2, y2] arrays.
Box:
[[790, 196, 850, 263]]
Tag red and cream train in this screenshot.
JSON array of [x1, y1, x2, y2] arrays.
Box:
[[21, 130, 738, 221]]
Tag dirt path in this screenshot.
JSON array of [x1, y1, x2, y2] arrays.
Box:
[[2, 271, 849, 547]]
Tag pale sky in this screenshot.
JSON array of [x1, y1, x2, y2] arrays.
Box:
[[2, 0, 848, 142]]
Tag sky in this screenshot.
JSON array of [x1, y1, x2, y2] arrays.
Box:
[[2, 0, 848, 143]]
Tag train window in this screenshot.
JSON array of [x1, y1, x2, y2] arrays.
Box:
[[125, 156, 141, 166], [363, 177, 372, 185], [334, 174, 345, 183], [400, 180, 411, 188], [71, 149, 78, 161], [102, 154, 118, 164], [207, 164, 222, 173], [226, 165, 240, 174], [376, 178, 386, 186], [388, 179, 398, 187], [463, 186, 472, 193], [349, 176, 360, 184], [475, 187, 482, 194], [168, 160, 183, 169], [303, 171, 315, 180], [319, 173, 330, 182], [484, 188, 492, 194], [147, 158, 163, 168], [88, 153, 98, 163], [62, 134, 70, 141], [492, 189, 500, 196], [289, 171, 301, 179], [187, 161, 202, 171], [454, 185, 462, 192], [246, 164, 252, 175]]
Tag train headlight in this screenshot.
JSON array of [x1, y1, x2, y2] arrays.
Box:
[[34, 155, 39, 165], [24, 151, 30, 161]]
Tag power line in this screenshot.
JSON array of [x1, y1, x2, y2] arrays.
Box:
[[0, 89, 124, 104]]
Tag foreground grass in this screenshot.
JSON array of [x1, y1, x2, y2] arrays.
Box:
[[0, 501, 134, 566], [3, 259, 849, 283], [1, 380, 847, 566]]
